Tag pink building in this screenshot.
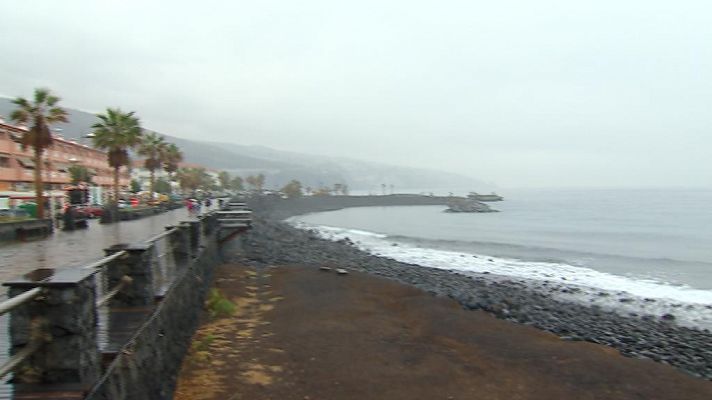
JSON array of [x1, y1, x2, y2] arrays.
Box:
[[0, 118, 129, 207]]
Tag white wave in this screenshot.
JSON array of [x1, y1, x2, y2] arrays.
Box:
[[289, 220, 712, 329]]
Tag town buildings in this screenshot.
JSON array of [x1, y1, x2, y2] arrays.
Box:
[[0, 117, 129, 209]]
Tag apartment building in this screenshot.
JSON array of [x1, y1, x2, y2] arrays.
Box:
[[0, 118, 129, 208]]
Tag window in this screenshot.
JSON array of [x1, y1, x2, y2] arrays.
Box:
[[0, 156, 10, 168]]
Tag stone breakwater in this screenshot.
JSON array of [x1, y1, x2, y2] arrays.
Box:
[[232, 198, 712, 381]]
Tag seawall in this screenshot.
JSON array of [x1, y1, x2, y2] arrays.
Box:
[[252, 194, 466, 220], [84, 231, 222, 400]]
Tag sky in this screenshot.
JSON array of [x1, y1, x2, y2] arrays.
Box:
[[1, 1, 710, 188]]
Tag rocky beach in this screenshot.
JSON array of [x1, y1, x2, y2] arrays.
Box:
[[230, 196, 712, 381]]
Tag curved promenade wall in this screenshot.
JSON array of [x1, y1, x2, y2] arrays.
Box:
[[252, 194, 457, 220]]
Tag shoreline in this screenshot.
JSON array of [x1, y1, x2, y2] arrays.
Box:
[[239, 196, 712, 380]]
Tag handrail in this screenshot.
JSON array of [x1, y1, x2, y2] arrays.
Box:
[[0, 339, 43, 379], [0, 287, 42, 316], [96, 275, 133, 308], [0, 318, 48, 379], [146, 227, 179, 243], [82, 250, 128, 270]]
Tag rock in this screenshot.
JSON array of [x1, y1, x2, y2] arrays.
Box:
[[661, 313, 676, 321]]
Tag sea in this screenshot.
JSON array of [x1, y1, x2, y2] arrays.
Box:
[[287, 188, 712, 330]]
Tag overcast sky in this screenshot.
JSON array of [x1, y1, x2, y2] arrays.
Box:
[[1, 1, 710, 188]]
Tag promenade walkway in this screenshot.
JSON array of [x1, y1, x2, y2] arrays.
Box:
[[174, 264, 712, 400], [0, 205, 220, 284]]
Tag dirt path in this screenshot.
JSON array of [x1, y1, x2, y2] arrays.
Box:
[[174, 265, 712, 400]]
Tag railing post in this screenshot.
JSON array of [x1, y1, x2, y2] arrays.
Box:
[[4, 269, 100, 386], [166, 225, 191, 267], [204, 212, 217, 235], [182, 220, 201, 256], [104, 243, 155, 307]]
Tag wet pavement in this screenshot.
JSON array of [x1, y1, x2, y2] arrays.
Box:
[[0, 207, 206, 286]]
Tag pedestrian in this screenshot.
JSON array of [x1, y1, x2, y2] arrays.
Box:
[[194, 199, 202, 214]]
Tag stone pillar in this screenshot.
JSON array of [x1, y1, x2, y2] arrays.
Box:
[[167, 224, 191, 267], [182, 220, 201, 256], [4, 268, 101, 387], [202, 212, 217, 235], [104, 243, 155, 307]]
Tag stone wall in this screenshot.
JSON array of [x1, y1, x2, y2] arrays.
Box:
[[84, 230, 221, 399], [0, 218, 53, 241]]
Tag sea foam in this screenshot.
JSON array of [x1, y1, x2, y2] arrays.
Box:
[[290, 220, 712, 330]]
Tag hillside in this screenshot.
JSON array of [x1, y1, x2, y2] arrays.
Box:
[[0, 97, 491, 191]]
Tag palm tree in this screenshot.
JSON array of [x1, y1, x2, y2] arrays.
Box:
[[162, 142, 183, 181], [91, 108, 143, 202], [10, 88, 69, 219], [137, 132, 167, 202]]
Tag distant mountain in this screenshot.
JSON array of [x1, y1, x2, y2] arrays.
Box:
[[0, 97, 491, 191]]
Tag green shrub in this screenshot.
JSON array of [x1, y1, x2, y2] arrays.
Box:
[[206, 288, 236, 318]]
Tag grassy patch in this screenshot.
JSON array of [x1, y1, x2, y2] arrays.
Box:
[[206, 288, 236, 318]]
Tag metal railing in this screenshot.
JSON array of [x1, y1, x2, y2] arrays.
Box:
[[82, 250, 128, 270], [96, 275, 133, 308], [0, 289, 45, 380], [0, 287, 42, 317]]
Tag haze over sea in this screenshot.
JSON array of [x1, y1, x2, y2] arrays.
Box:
[[289, 188, 712, 329]]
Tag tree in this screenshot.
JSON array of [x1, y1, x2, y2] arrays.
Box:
[[176, 167, 212, 194], [10, 88, 69, 218], [162, 142, 183, 179], [154, 177, 172, 194], [130, 179, 142, 193], [245, 173, 265, 191], [91, 108, 143, 202], [281, 180, 303, 198], [137, 131, 167, 201], [312, 186, 332, 196], [68, 164, 94, 185], [217, 171, 231, 191], [229, 176, 244, 191]]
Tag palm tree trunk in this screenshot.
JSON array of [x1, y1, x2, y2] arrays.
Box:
[[113, 167, 120, 202], [33, 149, 45, 219], [149, 168, 155, 203]]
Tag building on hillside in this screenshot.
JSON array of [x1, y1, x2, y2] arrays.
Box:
[[0, 117, 130, 209]]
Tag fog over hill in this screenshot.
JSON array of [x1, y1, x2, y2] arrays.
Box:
[[0, 97, 491, 191]]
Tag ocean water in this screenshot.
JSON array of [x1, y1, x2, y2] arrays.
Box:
[[288, 189, 712, 329]]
